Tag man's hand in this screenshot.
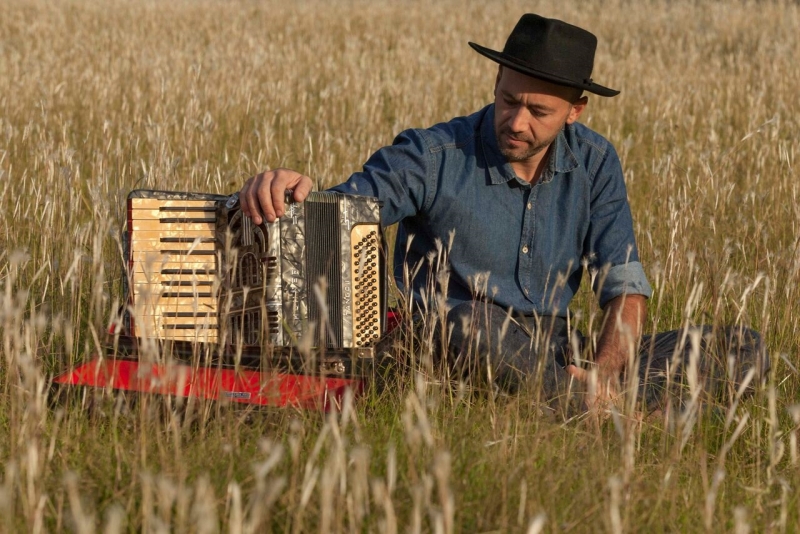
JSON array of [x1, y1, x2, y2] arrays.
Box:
[[566, 363, 620, 411], [565, 294, 647, 413], [239, 168, 314, 224]]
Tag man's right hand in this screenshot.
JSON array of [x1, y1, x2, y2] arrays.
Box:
[[239, 168, 314, 224]]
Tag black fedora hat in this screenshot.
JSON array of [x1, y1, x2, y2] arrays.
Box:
[[469, 14, 619, 97]]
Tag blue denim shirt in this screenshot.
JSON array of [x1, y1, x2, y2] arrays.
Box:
[[330, 104, 652, 316]]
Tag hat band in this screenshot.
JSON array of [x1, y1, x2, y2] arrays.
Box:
[[498, 52, 591, 89]]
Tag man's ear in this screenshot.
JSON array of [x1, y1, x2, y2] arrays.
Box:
[[566, 95, 589, 125]]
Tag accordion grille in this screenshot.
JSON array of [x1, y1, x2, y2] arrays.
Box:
[[305, 200, 343, 347]]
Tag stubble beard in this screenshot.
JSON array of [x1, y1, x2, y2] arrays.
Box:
[[496, 129, 556, 163]]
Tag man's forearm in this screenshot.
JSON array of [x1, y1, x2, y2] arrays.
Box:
[[594, 294, 647, 375]]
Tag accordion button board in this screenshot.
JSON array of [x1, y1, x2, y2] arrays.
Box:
[[125, 189, 386, 365], [351, 226, 382, 347]]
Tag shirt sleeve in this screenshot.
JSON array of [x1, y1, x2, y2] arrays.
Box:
[[585, 144, 653, 307], [328, 129, 434, 226]]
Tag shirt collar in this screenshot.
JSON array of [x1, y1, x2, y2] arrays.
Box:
[[550, 124, 579, 176], [481, 104, 579, 185], [481, 105, 520, 185]]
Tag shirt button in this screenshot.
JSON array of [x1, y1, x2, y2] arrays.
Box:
[[524, 288, 529, 295], [526, 202, 532, 210], [522, 246, 529, 254]]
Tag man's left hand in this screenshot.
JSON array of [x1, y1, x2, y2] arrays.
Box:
[[565, 363, 621, 412], [566, 294, 646, 413]]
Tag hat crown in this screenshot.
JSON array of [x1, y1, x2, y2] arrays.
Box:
[[502, 14, 596, 84]]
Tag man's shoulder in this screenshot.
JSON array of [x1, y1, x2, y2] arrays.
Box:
[[402, 106, 489, 152], [561, 122, 624, 181], [564, 121, 615, 157]]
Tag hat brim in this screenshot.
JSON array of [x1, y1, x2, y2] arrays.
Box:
[[468, 42, 620, 97]]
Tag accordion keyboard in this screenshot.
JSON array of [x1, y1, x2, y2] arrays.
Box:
[[128, 197, 219, 342]]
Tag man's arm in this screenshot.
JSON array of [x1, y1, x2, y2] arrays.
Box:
[[240, 129, 433, 226], [593, 293, 647, 375], [566, 293, 647, 408]]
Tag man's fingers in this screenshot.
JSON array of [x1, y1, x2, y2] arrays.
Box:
[[239, 176, 258, 223], [565, 364, 588, 382], [567, 365, 622, 415], [271, 171, 315, 219], [292, 175, 314, 202], [272, 171, 313, 217], [270, 173, 291, 219], [252, 177, 274, 223], [240, 169, 314, 224]]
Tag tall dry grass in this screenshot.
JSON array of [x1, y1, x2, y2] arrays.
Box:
[[1, 0, 799, 531]]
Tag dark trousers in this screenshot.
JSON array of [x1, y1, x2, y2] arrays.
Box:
[[443, 301, 770, 412]]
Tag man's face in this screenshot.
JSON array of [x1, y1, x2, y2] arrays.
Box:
[[493, 67, 587, 163]]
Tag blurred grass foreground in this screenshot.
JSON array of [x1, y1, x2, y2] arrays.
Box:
[[1, 0, 799, 531]]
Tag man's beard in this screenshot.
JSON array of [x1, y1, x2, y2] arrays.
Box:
[[496, 129, 556, 162]]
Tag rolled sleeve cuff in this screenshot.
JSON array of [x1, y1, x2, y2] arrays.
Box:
[[596, 261, 653, 308]]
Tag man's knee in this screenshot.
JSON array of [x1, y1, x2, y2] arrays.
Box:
[[445, 301, 510, 352], [442, 302, 572, 396], [720, 326, 770, 385], [699, 325, 769, 389], [639, 325, 769, 407], [446, 301, 482, 346]]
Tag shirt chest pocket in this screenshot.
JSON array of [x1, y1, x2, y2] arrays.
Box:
[[427, 182, 527, 273]]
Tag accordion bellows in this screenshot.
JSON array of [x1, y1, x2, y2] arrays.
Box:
[[126, 189, 386, 361]]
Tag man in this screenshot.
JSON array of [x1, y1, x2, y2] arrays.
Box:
[[240, 14, 767, 411]]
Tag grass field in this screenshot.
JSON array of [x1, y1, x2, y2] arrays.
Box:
[[1, 0, 800, 531]]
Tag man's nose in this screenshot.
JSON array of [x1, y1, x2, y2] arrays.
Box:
[[507, 106, 529, 133]]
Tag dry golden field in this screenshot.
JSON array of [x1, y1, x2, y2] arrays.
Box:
[[1, 0, 800, 531]]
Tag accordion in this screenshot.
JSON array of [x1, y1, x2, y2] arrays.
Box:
[[123, 189, 386, 376]]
